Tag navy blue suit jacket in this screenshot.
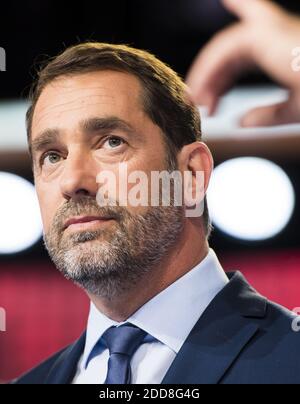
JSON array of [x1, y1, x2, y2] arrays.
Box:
[[13, 272, 300, 384]]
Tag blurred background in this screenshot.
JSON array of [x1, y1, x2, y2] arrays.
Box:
[[0, 0, 300, 382]]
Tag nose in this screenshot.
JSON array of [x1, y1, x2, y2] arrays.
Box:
[[59, 151, 98, 201]]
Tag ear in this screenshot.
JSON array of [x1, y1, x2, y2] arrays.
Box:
[[178, 142, 214, 208]]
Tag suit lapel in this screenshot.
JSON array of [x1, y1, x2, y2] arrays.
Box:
[[43, 272, 267, 384], [162, 272, 267, 384], [44, 332, 86, 384]]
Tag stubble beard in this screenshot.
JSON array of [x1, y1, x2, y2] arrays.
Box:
[[44, 198, 185, 300]]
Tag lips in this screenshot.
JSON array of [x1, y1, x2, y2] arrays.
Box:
[[63, 216, 112, 230]]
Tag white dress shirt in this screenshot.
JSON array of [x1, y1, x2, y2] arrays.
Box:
[[73, 249, 228, 384]]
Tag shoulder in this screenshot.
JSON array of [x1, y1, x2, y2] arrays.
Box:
[[220, 272, 300, 383], [258, 297, 300, 350], [226, 271, 300, 343]]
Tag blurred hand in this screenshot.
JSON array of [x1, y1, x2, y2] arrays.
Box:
[[186, 0, 300, 127]]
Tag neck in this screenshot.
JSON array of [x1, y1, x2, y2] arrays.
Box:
[[88, 220, 209, 322]]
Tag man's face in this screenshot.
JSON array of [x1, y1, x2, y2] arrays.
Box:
[[31, 71, 185, 297]]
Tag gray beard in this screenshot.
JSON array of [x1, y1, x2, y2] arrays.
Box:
[[44, 204, 184, 300]]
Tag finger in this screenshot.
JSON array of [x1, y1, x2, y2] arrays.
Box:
[[240, 98, 300, 127], [222, 0, 282, 22], [186, 24, 253, 108]]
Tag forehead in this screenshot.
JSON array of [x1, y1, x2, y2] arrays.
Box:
[[31, 70, 145, 141]]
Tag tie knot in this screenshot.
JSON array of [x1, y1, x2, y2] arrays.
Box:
[[102, 323, 147, 358]]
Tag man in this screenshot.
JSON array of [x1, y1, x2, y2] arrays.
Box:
[[15, 42, 300, 384]]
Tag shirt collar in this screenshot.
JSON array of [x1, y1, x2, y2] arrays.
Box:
[[82, 248, 228, 368]]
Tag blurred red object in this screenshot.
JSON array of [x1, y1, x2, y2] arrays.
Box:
[[0, 262, 89, 382], [0, 249, 300, 382]]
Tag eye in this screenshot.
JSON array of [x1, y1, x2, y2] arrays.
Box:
[[41, 152, 62, 166], [103, 136, 125, 149]]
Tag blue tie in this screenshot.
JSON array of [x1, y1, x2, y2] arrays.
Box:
[[102, 323, 147, 384]]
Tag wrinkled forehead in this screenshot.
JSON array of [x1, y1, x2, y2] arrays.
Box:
[[31, 71, 145, 139]]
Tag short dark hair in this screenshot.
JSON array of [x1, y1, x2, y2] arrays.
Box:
[[26, 42, 211, 236]]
